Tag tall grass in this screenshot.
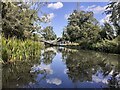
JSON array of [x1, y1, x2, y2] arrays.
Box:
[[1, 36, 43, 64]]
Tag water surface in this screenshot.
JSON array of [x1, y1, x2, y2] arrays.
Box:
[[3, 47, 120, 88]]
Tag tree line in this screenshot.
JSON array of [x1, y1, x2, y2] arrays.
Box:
[[62, 2, 120, 54], [1, 1, 120, 55]]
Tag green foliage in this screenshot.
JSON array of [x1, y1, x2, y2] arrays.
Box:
[[1, 36, 42, 63], [2, 2, 41, 39], [41, 26, 57, 40], [62, 9, 119, 54], [63, 10, 100, 43], [60, 47, 119, 83], [99, 22, 115, 40], [91, 38, 119, 53], [105, 2, 120, 35]]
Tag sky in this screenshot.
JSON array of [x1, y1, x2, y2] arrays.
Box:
[[37, 2, 109, 37]]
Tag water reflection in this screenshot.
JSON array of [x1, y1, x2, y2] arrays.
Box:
[[2, 58, 40, 88], [41, 47, 56, 65], [59, 47, 120, 88], [2, 47, 120, 88], [46, 78, 62, 85]]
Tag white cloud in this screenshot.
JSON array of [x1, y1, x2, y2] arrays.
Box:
[[64, 14, 70, 20], [47, 2, 63, 9], [80, 5, 84, 9], [48, 13, 55, 20], [85, 5, 107, 14], [41, 13, 55, 23], [100, 14, 111, 24], [64, 12, 73, 20]]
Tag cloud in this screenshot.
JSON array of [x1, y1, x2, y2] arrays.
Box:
[[47, 2, 63, 9], [64, 14, 70, 20], [79, 5, 107, 14], [85, 5, 107, 14], [41, 13, 55, 23], [80, 5, 84, 9], [64, 12, 73, 20], [47, 13, 55, 20], [100, 14, 111, 24]]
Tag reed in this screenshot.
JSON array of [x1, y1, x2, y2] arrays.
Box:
[[1, 36, 43, 64]]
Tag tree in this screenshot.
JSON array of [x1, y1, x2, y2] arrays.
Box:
[[99, 22, 115, 40], [62, 10, 101, 43], [2, 2, 45, 39], [105, 2, 120, 35], [41, 26, 57, 40]]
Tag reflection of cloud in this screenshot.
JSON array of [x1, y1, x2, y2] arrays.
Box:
[[30, 64, 53, 74], [46, 78, 62, 85], [64, 68, 68, 74], [92, 69, 114, 84]]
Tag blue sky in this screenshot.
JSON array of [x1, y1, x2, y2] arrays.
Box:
[[38, 2, 109, 37]]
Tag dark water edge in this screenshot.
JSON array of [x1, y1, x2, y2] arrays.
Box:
[[2, 46, 120, 88]]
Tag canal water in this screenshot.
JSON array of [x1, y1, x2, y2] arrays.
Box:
[[2, 47, 120, 88]]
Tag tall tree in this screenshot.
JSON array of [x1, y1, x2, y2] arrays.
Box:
[[63, 10, 101, 43]]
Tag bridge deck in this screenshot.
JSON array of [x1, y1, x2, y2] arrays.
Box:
[[41, 40, 79, 46]]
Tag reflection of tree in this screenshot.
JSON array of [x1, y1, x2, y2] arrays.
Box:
[[60, 47, 120, 85], [118, 56, 120, 72], [42, 50, 56, 65], [2, 56, 40, 88], [65, 51, 94, 82]]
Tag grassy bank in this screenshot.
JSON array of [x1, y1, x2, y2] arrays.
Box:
[[1, 36, 43, 64]]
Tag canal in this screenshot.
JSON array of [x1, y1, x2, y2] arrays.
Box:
[[2, 47, 120, 88]]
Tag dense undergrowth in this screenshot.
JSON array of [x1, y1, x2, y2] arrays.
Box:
[[80, 36, 120, 54]]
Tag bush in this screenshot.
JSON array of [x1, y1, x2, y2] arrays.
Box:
[[79, 37, 119, 54], [91, 38, 119, 53]]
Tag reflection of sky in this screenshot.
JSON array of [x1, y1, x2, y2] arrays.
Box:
[[92, 69, 115, 84], [30, 64, 53, 75], [28, 52, 108, 88], [25, 47, 119, 88]]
